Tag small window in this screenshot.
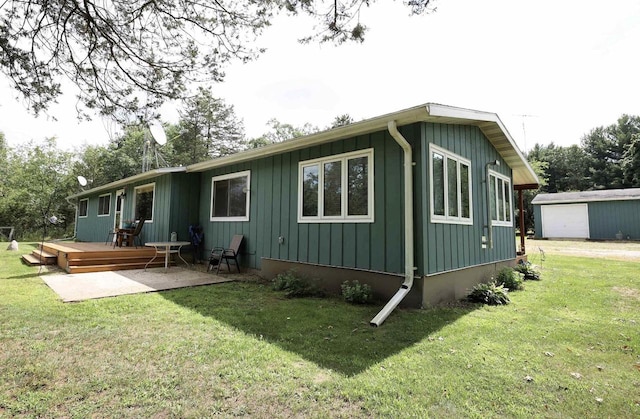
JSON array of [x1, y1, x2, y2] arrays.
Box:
[[134, 183, 155, 222], [78, 199, 88, 218], [489, 170, 512, 226], [98, 194, 111, 216], [210, 171, 250, 221], [298, 149, 374, 223], [430, 144, 472, 224]]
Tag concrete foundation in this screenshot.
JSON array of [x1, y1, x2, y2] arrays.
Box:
[[421, 259, 517, 307], [261, 257, 518, 308], [261, 258, 423, 308]]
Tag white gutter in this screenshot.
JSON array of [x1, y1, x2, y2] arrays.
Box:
[[370, 121, 416, 327]]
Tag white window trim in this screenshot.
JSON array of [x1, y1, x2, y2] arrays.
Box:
[[297, 148, 374, 223], [97, 193, 111, 217], [489, 169, 513, 227], [78, 198, 89, 218], [134, 182, 155, 223], [429, 144, 473, 225], [210, 170, 251, 222]]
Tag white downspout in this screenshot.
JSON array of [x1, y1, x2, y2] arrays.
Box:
[[370, 121, 415, 327]]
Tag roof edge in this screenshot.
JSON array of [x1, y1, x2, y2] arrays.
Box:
[[67, 167, 187, 199], [186, 102, 539, 186]]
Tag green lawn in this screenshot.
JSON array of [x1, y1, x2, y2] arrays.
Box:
[[1, 243, 639, 417]]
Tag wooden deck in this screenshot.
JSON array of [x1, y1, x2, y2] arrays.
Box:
[[36, 242, 181, 274]]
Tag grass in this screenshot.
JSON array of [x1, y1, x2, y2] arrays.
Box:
[[1, 242, 639, 417]]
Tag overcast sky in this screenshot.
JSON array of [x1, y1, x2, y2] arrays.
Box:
[[2, 0, 639, 154]]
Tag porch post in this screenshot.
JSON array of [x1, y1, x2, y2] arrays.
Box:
[[518, 188, 526, 254]]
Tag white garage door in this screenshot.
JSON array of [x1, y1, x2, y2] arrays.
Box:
[[541, 204, 590, 238]]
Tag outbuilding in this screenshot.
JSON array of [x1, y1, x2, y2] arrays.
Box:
[[532, 188, 640, 240]]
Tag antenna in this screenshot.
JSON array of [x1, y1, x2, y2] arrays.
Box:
[[142, 120, 168, 172], [513, 114, 539, 153], [77, 176, 88, 187], [149, 120, 167, 145]]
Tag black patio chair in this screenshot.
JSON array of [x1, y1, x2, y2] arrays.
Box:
[[208, 235, 243, 274], [105, 228, 117, 245], [115, 219, 145, 248]]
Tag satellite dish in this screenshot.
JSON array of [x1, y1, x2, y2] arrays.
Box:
[[148, 120, 167, 145], [77, 176, 88, 187]]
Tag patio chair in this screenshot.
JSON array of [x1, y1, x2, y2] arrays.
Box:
[[115, 219, 145, 248], [105, 228, 117, 245], [208, 234, 243, 274]]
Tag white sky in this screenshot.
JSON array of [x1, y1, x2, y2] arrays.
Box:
[[2, 0, 639, 153]]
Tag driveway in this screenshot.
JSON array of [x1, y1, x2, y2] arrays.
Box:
[[41, 266, 235, 302]]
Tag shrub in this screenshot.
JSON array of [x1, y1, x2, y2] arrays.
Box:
[[467, 282, 510, 305], [496, 267, 524, 291], [272, 270, 324, 298], [514, 262, 541, 280], [341, 280, 373, 304]]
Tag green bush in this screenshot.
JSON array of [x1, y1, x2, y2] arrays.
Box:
[[514, 262, 541, 280], [272, 270, 324, 298], [495, 267, 524, 291], [341, 280, 373, 304], [467, 282, 510, 305]]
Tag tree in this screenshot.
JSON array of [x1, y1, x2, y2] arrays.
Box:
[[329, 114, 355, 128], [250, 118, 319, 147], [170, 88, 246, 165], [622, 133, 640, 187], [0, 138, 76, 239], [580, 115, 640, 189], [1, 1, 435, 120], [526, 143, 589, 193], [292, 0, 436, 44]]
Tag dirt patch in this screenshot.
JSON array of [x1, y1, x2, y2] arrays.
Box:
[[612, 286, 640, 300]]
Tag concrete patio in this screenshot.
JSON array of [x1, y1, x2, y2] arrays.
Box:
[[40, 266, 234, 302]]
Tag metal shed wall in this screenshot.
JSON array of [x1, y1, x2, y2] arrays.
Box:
[[587, 200, 640, 240]]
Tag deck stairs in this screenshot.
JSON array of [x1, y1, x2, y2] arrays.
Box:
[[21, 248, 57, 266]]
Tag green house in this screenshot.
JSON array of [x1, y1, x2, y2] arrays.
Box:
[[70, 103, 539, 324]]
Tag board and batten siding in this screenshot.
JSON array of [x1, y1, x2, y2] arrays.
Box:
[[199, 128, 411, 275], [420, 123, 516, 276], [588, 200, 640, 240], [167, 173, 201, 242], [75, 192, 116, 242], [75, 173, 199, 244]]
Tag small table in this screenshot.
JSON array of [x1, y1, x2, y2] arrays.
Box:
[[115, 227, 135, 247], [144, 241, 191, 272]]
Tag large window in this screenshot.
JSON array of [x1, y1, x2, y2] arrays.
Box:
[[78, 199, 88, 218], [489, 170, 512, 226], [430, 144, 472, 224], [210, 171, 250, 221], [98, 194, 111, 216], [298, 149, 373, 223], [134, 183, 155, 222]]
